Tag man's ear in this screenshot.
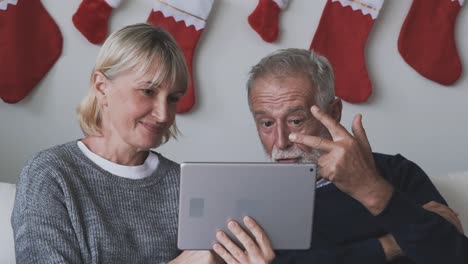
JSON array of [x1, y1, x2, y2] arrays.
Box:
[[328, 98, 343, 122], [93, 71, 109, 106]]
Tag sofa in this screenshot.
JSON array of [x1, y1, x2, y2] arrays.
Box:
[[0, 182, 16, 264], [1, 172, 468, 263]]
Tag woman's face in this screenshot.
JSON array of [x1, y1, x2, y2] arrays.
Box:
[[97, 67, 185, 152]]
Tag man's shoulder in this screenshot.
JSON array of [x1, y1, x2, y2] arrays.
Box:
[[372, 152, 415, 170], [371, 152, 433, 192]]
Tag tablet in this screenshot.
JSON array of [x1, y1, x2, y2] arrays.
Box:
[[178, 162, 317, 250]]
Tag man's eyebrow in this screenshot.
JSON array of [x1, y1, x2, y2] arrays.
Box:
[[253, 107, 308, 117], [253, 111, 267, 117], [286, 107, 308, 115]]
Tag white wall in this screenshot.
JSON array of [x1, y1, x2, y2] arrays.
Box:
[[1, 0, 467, 184]]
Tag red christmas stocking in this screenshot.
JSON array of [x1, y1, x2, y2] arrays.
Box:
[[310, 0, 385, 103], [248, 0, 289, 42], [147, 0, 214, 113], [398, 0, 463, 86], [72, 0, 123, 45], [0, 0, 63, 104]]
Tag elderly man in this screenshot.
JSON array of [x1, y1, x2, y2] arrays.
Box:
[[246, 48, 467, 263]]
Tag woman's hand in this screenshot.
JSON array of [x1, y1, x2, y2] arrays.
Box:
[[169, 250, 220, 264], [213, 216, 275, 264]]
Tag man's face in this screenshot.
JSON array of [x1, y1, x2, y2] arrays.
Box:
[[250, 74, 331, 163]]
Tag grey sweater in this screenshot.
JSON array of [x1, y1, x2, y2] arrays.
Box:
[[11, 141, 181, 263]]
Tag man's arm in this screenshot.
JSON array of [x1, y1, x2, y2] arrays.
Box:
[[289, 106, 468, 263], [374, 190, 467, 263], [274, 237, 390, 264]]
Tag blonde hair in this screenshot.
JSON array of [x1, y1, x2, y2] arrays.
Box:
[[77, 23, 188, 144]]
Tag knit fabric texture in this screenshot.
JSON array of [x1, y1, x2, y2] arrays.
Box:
[[12, 141, 181, 263]]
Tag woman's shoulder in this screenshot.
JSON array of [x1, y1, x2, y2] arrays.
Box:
[[19, 140, 84, 182], [16, 141, 83, 202], [151, 151, 179, 168], [28, 140, 81, 165], [150, 151, 180, 179]]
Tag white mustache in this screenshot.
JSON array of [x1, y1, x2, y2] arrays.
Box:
[[271, 146, 306, 160]]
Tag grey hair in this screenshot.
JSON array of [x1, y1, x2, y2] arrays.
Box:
[[247, 48, 335, 109]]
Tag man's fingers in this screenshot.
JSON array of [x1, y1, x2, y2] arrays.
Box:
[[446, 208, 465, 233], [310, 105, 350, 141], [215, 231, 244, 264], [213, 243, 239, 264], [227, 220, 260, 258], [289, 133, 334, 152], [244, 216, 274, 258], [423, 202, 465, 233], [351, 114, 372, 154]]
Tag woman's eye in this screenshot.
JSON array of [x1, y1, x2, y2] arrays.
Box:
[[168, 96, 180, 103], [141, 89, 154, 96]]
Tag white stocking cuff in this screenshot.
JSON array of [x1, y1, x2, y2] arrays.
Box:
[[273, 0, 289, 9], [332, 0, 385, 19], [0, 0, 18, 11], [152, 0, 214, 31], [104, 0, 123, 9]]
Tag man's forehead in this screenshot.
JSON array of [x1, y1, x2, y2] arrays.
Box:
[[252, 74, 314, 93], [253, 105, 309, 117], [251, 76, 315, 103]]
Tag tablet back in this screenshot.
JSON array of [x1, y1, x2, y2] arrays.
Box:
[[178, 162, 316, 250]]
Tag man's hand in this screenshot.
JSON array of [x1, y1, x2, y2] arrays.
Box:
[[377, 201, 464, 262], [423, 201, 464, 233], [289, 105, 393, 215], [378, 234, 404, 262], [213, 216, 275, 264], [169, 250, 221, 264]]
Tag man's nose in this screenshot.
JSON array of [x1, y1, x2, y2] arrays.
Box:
[[275, 123, 292, 150]]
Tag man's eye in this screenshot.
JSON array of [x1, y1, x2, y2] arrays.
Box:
[[261, 121, 273, 128], [289, 119, 303, 126]]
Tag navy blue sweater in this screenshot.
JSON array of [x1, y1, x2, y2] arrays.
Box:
[[273, 153, 468, 263]]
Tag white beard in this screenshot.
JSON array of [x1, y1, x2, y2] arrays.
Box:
[[268, 145, 322, 164], [266, 128, 329, 164]]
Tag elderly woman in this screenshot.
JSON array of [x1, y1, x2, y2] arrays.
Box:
[[11, 23, 274, 264]]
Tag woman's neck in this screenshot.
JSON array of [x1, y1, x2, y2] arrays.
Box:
[[81, 136, 149, 166]]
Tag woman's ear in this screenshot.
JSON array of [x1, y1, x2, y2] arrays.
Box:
[[93, 71, 109, 106], [328, 98, 343, 122]]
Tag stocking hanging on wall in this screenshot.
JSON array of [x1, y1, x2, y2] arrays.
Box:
[[248, 0, 289, 42], [0, 0, 63, 104], [147, 0, 214, 113], [310, 0, 385, 103], [398, 0, 464, 85], [72, 0, 123, 45]]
